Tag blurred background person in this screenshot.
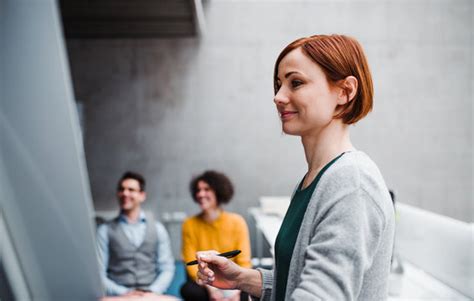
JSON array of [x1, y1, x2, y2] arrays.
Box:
[[96, 171, 175, 298], [181, 170, 251, 301]]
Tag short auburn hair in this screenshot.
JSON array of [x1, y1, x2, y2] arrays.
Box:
[[190, 170, 234, 205], [274, 34, 374, 124]]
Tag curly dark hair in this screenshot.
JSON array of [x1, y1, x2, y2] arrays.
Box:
[[190, 170, 234, 205]]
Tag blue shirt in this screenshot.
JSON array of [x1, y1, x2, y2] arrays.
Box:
[[96, 211, 175, 296]]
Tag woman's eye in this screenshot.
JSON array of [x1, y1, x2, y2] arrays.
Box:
[[291, 80, 303, 88]]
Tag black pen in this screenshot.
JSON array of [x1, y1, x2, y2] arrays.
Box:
[[186, 249, 241, 266]]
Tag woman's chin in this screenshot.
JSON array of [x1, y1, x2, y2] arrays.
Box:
[[282, 126, 300, 136]]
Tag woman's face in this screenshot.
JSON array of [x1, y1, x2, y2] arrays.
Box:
[[195, 180, 219, 212], [274, 47, 342, 136]]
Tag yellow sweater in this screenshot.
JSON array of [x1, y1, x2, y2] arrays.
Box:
[[181, 211, 252, 280]]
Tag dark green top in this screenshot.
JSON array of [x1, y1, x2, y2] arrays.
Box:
[[274, 153, 345, 301]]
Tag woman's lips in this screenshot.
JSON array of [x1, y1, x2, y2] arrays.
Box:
[[197, 198, 209, 204], [280, 111, 297, 120]]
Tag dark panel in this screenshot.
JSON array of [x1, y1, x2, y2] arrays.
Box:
[[59, 0, 198, 38], [63, 18, 195, 38]]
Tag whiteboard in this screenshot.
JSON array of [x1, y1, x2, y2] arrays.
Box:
[[0, 0, 103, 299]]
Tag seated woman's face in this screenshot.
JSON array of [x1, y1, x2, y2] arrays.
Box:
[[195, 180, 218, 211]]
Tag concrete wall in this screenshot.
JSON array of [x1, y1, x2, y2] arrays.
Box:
[[66, 0, 473, 228]]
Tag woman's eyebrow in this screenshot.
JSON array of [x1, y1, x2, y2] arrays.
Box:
[[285, 71, 301, 78], [277, 71, 301, 81]]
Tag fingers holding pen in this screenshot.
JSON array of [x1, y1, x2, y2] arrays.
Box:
[[197, 261, 215, 282], [196, 250, 218, 284], [197, 269, 215, 285]]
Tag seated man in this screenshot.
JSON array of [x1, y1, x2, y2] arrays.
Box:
[[97, 171, 175, 297]]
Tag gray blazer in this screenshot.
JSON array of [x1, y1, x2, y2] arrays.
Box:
[[257, 151, 395, 301]]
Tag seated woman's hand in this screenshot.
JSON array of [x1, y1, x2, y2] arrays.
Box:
[[206, 286, 240, 301], [196, 250, 242, 290], [206, 285, 225, 301], [222, 289, 240, 301], [123, 290, 146, 297], [100, 292, 179, 301]]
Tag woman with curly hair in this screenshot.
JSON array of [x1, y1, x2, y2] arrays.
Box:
[[180, 170, 251, 301]]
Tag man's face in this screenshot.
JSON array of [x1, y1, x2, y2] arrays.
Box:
[[117, 178, 146, 212]]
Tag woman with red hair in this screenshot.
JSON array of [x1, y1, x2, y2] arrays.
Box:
[[194, 35, 395, 301]]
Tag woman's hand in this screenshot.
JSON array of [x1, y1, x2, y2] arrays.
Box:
[[196, 250, 263, 298], [205, 286, 240, 301], [123, 290, 146, 297], [206, 285, 225, 301], [100, 293, 179, 301], [196, 250, 242, 290], [223, 289, 240, 301]]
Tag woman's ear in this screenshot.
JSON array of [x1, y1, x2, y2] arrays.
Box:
[[337, 76, 358, 105]]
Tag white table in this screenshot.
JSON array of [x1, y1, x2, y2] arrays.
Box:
[[249, 207, 282, 262], [249, 207, 470, 300]]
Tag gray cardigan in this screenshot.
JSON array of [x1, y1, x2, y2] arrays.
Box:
[[257, 151, 395, 301]]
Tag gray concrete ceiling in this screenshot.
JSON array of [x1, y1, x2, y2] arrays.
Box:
[[59, 0, 205, 38]]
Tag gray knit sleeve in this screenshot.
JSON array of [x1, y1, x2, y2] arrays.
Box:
[[251, 268, 273, 301]]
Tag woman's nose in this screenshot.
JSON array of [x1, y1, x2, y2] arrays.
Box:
[[274, 89, 289, 105]]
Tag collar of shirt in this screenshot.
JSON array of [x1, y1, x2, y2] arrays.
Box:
[[118, 210, 147, 224], [117, 210, 148, 247]]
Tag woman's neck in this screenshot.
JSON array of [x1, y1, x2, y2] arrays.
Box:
[[202, 207, 222, 223], [300, 121, 353, 188]]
